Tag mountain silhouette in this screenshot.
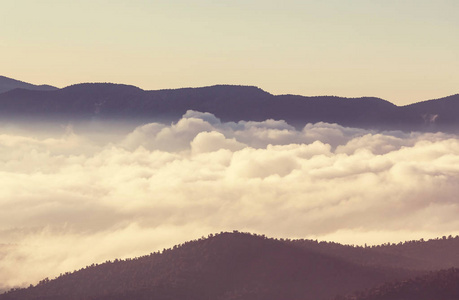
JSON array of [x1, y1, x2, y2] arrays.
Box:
[[4, 232, 459, 300], [0, 76, 458, 132], [0, 76, 57, 94]]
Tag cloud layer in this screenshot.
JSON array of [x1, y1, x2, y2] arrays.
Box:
[[1, 111, 459, 290]]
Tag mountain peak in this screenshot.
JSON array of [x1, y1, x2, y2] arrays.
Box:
[[61, 82, 144, 94]]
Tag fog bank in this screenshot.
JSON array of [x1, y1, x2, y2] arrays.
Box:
[[1, 111, 459, 290]]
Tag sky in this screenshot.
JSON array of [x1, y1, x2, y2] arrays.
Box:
[[1, 0, 459, 290], [1, 0, 458, 105]]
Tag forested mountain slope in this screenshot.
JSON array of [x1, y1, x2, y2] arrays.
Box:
[[337, 268, 459, 300], [0, 232, 418, 300]]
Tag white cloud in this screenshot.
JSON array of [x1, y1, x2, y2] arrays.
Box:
[[1, 111, 459, 290], [191, 131, 245, 154]]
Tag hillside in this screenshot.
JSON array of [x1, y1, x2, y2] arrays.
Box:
[[337, 268, 459, 300], [0, 232, 417, 300], [291, 235, 459, 271]]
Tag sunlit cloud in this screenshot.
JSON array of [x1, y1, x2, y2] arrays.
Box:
[[1, 111, 459, 290]]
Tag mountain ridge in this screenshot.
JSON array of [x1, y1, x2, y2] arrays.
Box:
[[1, 76, 459, 132], [1, 75, 455, 107]]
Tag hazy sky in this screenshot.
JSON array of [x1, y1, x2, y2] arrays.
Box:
[[1, 0, 457, 105]]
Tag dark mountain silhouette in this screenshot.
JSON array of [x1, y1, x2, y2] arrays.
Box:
[[337, 268, 459, 300], [4, 233, 459, 300], [0, 77, 458, 132], [0, 232, 421, 300], [0, 76, 57, 94]]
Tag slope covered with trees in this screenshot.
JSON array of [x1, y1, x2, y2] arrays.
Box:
[[0, 232, 419, 300], [337, 268, 459, 300], [292, 235, 459, 271]]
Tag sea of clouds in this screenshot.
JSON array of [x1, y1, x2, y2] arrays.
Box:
[[1, 110, 459, 289]]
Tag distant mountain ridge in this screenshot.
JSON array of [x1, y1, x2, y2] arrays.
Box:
[[0, 76, 458, 132], [0, 76, 57, 94], [2, 232, 459, 300]]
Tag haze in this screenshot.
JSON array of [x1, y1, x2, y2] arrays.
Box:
[[1, 0, 458, 105], [2, 113, 459, 290]]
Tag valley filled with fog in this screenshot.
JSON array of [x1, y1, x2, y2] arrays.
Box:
[[1, 110, 459, 290]]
